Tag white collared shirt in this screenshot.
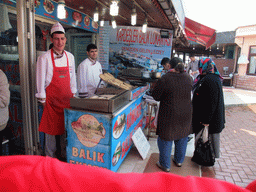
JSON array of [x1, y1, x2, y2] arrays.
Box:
[[35, 49, 77, 99], [77, 58, 103, 96]]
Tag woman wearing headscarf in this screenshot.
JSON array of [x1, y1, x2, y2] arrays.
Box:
[[192, 57, 225, 159], [152, 57, 193, 172]]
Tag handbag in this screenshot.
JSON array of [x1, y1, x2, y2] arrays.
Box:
[[191, 126, 215, 166]]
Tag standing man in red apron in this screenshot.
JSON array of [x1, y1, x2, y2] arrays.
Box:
[[36, 22, 77, 160]]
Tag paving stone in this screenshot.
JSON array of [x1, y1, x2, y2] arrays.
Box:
[[237, 170, 249, 179], [242, 178, 255, 183], [215, 175, 225, 180], [224, 176, 235, 184], [234, 182, 249, 188], [231, 173, 242, 182], [215, 171, 231, 176], [248, 175, 256, 180], [221, 168, 238, 174], [243, 167, 254, 176]]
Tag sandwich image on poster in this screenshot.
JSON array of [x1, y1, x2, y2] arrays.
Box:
[[43, 0, 54, 14], [112, 141, 122, 166], [71, 114, 106, 147], [113, 113, 126, 139]]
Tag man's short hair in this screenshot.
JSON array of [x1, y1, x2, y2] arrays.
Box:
[[161, 57, 170, 66], [87, 44, 97, 52], [189, 53, 195, 58], [51, 31, 65, 38]]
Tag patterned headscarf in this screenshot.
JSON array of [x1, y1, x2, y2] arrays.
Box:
[[193, 57, 222, 90], [198, 57, 221, 76]]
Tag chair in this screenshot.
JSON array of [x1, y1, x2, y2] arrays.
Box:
[[145, 103, 158, 140]]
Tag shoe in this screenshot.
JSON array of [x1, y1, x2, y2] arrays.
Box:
[[172, 159, 182, 167], [187, 137, 193, 143], [156, 161, 170, 172]]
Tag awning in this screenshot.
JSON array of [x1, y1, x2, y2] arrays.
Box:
[[185, 17, 216, 49]]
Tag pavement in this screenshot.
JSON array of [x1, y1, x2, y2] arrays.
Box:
[[117, 86, 256, 188]]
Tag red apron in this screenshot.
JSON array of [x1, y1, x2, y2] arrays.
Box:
[[39, 49, 73, 135]]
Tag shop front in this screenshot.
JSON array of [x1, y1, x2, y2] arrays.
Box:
[[0, 2, 25, 155], [234, 25, 256, 91], [0, 0, 182, 172], [0, 0, 98, 155]]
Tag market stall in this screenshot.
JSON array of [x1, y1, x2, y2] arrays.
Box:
[[64, 75, 149, 172]]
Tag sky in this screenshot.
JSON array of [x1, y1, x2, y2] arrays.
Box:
[[182, 0, 256, 32]]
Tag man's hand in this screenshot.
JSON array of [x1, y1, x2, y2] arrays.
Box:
[[41, 102, 46, 108], [38, 98, 46, 108]]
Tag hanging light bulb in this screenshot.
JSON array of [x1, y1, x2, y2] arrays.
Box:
[[131, 8, 137, 26], [110, 0, 119, 16], [142, 18, 147, 33], [93, 7, 99, 22], [112, 17, 117, 29], [57, 0, 66, 19], [100, 19, 104, 27]]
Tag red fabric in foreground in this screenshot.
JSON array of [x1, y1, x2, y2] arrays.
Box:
[[0, 155, 255, 192], [185, 17, 216, 49]]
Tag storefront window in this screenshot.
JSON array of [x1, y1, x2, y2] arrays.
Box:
[[249, 46, 256, 74], [250, 47, 256, 54], [0, 6, 25, 155]]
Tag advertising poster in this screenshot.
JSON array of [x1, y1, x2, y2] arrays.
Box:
[[65, 109, 112, 169], [0, 0, 98, 33], [110, 94, 147, 172], [34, 0, 99, 33], [109, 26, 173, 71]]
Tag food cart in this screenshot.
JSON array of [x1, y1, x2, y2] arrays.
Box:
[[64, 76, 149, 172]]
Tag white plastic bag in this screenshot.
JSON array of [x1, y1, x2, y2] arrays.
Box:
[[195, 126, 209, 145], [202, 126, 209, 143]]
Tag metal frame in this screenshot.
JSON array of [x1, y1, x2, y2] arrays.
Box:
[[16, 0, 39, 155]]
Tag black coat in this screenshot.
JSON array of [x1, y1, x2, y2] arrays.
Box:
[[192, 74, 225, 134], [152, 72, 193, 141]]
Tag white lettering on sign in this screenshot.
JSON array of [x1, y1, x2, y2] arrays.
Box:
[[116, 28, 172, 46]]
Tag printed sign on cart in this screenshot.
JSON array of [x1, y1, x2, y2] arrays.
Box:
[[65, 109, 112, 168], [132, 127, 150, 160], [110, 94, 147, 172]]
